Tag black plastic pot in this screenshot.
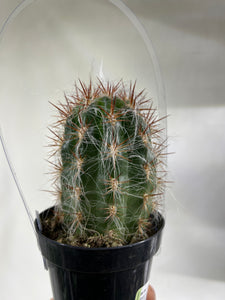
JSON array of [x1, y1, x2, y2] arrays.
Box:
[[35, 207, 164, 300]]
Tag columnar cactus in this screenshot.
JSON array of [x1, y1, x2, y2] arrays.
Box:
[[49, 79, 166, 246]]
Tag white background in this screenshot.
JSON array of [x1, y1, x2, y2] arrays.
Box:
[[0, 0, 225, 299]]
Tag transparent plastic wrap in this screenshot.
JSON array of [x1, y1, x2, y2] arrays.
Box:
[[0, 1, 167, 299], [0, 0, 167, 227]]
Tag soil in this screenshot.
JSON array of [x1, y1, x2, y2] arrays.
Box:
[[41, 208, 160, 248]]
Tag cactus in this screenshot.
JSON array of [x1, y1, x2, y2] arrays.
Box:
[[48, 79, 166, 246]]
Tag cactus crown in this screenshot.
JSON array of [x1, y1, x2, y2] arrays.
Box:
[[48, 79, 166, 247]]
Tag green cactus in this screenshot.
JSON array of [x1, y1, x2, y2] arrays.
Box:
[[49, 79, 165, 246]]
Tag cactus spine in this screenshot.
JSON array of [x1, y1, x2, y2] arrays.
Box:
[[49, 79, 165, 246]]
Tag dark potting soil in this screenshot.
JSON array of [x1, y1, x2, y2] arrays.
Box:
[[41, 208, 161, 248]]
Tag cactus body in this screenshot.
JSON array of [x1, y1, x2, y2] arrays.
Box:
[[50, 80, 165, 245]]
